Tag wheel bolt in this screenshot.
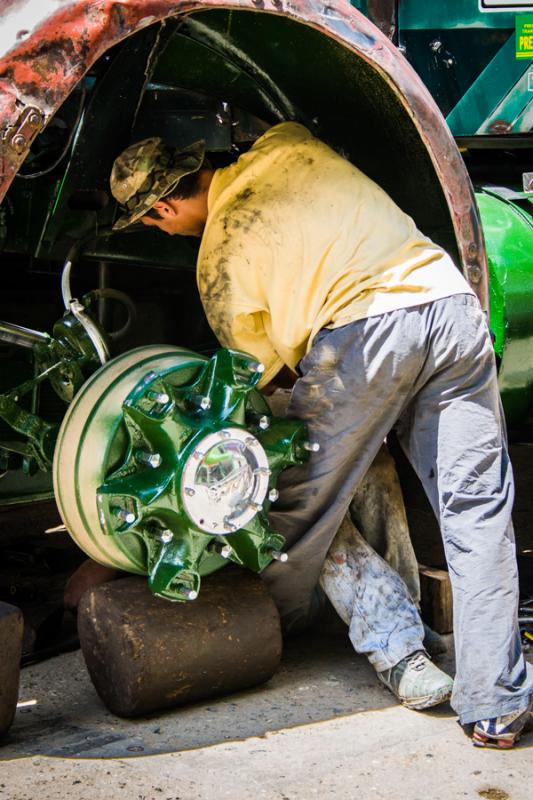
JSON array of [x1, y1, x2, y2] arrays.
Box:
[[136, 450, 162, 468], [160, 529, 174, 543], [178, 586, 198, 600], [270, 550, 288, 562], [268, 489, 279, 502], [248, 361, 265, 374], [303, 441, 320, 452], [258, 415, 270, 430], [147, 390, 170, 404], [189, 394, 211, 411], [113, 507, 135, 524]]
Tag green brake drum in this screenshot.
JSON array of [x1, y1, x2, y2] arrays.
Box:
[[53, 345, 310, 601]]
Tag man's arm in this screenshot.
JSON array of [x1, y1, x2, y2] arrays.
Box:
[[205, 303, 285, 390]]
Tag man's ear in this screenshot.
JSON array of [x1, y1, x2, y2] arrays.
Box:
[[153, 198, 178, 219]]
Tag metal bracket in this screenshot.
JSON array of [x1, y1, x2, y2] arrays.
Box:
[[4, 106, 44, 155]]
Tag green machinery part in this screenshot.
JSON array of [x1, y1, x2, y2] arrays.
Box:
[[53, 345, 312, 601], [476, 189, 533, 426], [0, 308, 107, 472]]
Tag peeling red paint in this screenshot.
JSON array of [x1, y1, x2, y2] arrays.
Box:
[[0, 0, 488, 307], [489, 119, 512, 135]]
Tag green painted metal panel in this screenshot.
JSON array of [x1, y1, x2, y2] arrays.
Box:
[[446, 36, 532, 135], [476, 190, 533, 424], [397, 1, 533, 136], [399, 0, 518, 30]]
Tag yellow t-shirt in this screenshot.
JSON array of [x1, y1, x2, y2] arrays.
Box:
[[197, 122, 473, 387]]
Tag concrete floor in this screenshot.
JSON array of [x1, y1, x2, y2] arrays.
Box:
[[1, 621, 532, 800]]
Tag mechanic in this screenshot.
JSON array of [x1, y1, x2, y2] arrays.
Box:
[[109, 122, 533, 748]]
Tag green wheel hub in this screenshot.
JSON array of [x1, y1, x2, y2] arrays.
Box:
[[53, 346, 310, 601]]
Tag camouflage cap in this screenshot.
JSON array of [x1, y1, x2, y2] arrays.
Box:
[[110, 137, 206, 230]]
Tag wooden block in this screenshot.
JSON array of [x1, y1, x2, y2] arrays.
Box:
[[419, 565, 453, 634], [0, 602, 23, 738], [78, 568, 282, 718]]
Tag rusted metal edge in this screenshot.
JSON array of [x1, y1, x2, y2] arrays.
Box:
[[0, 0, 487, 306]]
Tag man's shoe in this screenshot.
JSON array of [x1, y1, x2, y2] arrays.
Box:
[[473, 700, 533, 749], [377, 650, 453, 710], [422, 623, 448, 657]]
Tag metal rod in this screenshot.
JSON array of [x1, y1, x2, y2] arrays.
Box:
[[0, 320, 49, 349]]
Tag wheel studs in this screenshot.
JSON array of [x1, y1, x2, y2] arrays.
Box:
[[188, 394, 212, 411], [178, 586, 198, 600], [113, 507, 135, 524], [136, 450, 162, 468], [270, 550, 288, 562], [303, 441, 320, 452], [248, 361, 265, 374], [147, 390, 170, 404]]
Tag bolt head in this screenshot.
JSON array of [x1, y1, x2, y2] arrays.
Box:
[[160, 530, 173, 544], [259, 416, 270, 430], [248, 361, 265, 374], [304, 441, 320, 453], [467, 265, 482, 285], [137, 451, 162, 468], [268, 489, 279, 502], [12, 134, 26, 152]]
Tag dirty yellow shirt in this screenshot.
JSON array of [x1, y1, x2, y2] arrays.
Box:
[[197, 122, 473, 387]]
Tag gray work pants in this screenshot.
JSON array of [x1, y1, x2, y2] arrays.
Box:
[[265, 293, 533, 724]]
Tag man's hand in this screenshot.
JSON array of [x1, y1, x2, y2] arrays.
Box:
[[262, 365, 298, 395]]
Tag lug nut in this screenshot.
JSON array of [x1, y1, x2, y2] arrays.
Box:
[[268, 489, 279, 502], [160, 529, 174, 544], [189, 394, 212, 411], [303, 441, 320, 452], [147, 390, 170, 404], [113, 507, 135, 524], [258, 415, 270, 430], [136, 450, 162, 468], [178, 586, 198, 600], [270, 550, 289, 563], [248, 361, 265, 374], [220, 545, 232, 559]]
